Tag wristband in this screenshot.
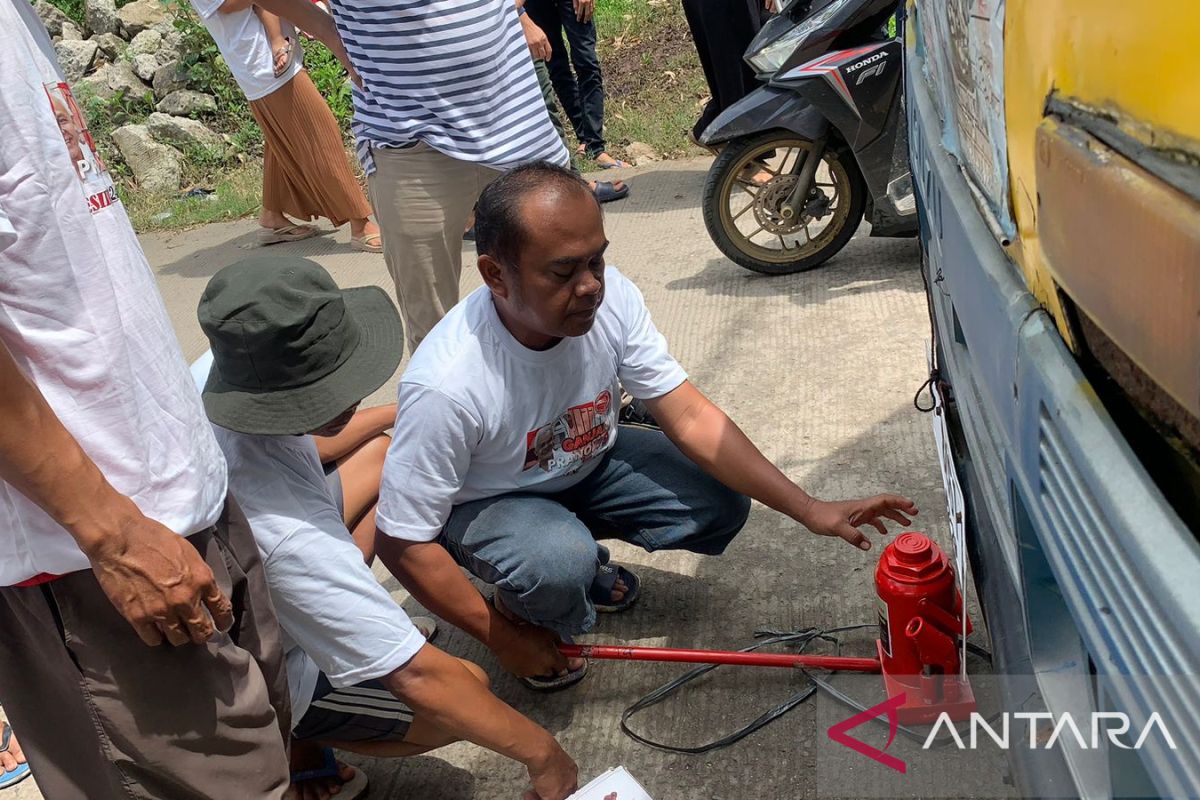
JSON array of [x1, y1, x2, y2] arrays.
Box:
[[517, 5, 527, 15]]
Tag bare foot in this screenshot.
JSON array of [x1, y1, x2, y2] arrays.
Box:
[[260, 210, 297, 230], [593, 152, 629, 168], [0, 723, 26, 775], [349, 218, 379, 239]]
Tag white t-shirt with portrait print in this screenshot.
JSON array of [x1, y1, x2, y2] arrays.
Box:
[[0, 0, 227, 586], [376, 267, 688, 543], [189, 0, 303, 102]]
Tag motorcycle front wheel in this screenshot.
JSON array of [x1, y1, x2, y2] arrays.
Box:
[[702, 131, 867, 275]]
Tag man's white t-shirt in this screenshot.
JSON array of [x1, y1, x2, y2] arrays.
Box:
[[377, 267, 687, 543], [0, 0, 227, 586], [213, 426, 425, 723], [189, 0, 302, 102]]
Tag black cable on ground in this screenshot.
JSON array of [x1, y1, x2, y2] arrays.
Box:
[[619, 625, 995, 754]]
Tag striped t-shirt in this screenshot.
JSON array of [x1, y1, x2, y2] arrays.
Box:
[[333, 0, 570, 174]]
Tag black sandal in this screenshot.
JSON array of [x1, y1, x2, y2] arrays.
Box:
[[590, 563, 641, 613]]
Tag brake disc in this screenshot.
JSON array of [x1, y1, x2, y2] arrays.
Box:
[[752, 175, 806, 235]]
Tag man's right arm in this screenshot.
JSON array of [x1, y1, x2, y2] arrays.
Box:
[[0, 342, 232, 646], [382, 644, 578, 800], [376, 537, 566, 677], [376, 386, 567, 677]]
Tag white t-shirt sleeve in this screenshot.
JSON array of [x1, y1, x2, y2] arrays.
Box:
[[261, 496, 425, 688], [612, 271, 688, 399], [377, 385, 480, 542], [190, 0, 225, 20], [0, 200, 16, 256]]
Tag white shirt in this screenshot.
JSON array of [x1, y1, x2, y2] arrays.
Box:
[[0, 0, 227, 586], [377, 267, 687, 542], [213, 426, 425, 723], [189, 0, 302, 102], [333, 0, 569, 174]]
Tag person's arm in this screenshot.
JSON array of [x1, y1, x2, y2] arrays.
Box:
[[251, 0, 360, 84], [644, 381, 918, 549], [382, 645, 578, 799], [516, 0, 552, 61], [313, 403, 397, 464], [266, 496, 577, 799], [376, 536, 566, 677], [0, 342, 232, 646], [375, 386, 567, 677]]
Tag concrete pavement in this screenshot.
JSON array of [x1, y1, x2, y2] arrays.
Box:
[[7, 159, 1010, 799]]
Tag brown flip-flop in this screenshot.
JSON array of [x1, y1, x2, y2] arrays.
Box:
[[257, 224, 318, 246]]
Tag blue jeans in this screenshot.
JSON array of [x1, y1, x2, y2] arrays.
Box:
[[526, 0, 607, 157], [440, 426, 750, 637]]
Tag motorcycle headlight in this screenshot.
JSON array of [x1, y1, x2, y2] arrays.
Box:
[[747, 0, 853, 75]]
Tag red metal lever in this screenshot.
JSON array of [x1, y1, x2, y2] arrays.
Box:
[[558, 643, 881, 673]]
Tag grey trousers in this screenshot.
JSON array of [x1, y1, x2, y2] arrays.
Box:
[[0, 499, 291, 799]]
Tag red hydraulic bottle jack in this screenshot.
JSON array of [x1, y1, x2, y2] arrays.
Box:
[[557, 531, 977, 723]]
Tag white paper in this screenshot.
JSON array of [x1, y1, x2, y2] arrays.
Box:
[[567, 766, 653, 800]]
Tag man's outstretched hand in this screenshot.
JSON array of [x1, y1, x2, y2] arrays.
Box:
[[799, 494, 918, 550]]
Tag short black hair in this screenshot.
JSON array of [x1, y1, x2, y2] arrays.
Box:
[[474, 161, 597, 268]]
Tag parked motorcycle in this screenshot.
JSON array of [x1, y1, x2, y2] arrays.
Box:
[[700, 0, 917, 275]]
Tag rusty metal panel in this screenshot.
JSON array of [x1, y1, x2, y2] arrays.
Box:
[[1036, 118, 1200, 432]]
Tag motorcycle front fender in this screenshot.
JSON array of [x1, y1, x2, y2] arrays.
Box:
[[699, 86, 830, 148]]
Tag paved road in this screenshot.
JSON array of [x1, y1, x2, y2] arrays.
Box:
[[8, 159, 1011, 799]]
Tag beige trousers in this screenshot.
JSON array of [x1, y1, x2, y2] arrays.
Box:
[[367, 144, 499, 353]]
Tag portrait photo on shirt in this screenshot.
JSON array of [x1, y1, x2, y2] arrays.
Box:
[[44, 82, 115, 211]]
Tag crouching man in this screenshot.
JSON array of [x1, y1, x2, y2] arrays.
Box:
[[373, 162, 919, 690], [196, 258, 578, 800]]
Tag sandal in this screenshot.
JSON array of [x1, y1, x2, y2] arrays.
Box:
[[595, 156, 631, 169], [490, 593, 590, 692], [290, 747, 368, 800], [519, 659, 589, 692], [0, 723, 31, 790], [273, 38, 294, 78], [590, 563, 641, 613], [257, 224, 318, 246], [350, 231, 383, 253], [592, 180, 629, 204]]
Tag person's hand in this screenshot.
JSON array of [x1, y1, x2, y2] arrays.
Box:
[[573, 0, 594, 23], [765, 0, 779, 11], [522, 740, 579, 800], [798, 494, 918, 551], [84, 514, 234, 646], [521, 15, 552, 61], [492, 620, 568, 678]]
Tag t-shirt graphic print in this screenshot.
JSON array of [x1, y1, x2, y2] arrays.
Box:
[[44, 82, 116, 213], [524, 388, 615, 475]]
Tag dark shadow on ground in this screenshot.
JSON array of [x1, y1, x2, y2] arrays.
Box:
[[665, 235, 922, 304], [154, 228, 351, 278]]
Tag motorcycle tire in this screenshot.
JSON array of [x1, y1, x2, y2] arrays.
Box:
[[702, 131, 868, 275]]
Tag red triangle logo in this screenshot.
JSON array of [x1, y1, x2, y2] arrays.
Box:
[[827, 693, 908, 773]]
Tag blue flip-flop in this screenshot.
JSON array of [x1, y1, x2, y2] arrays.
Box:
[[290, 747, 368, 800], [0, 723, 30, 790], [592, 180, 629, 203], [590, 563, 641, 613]]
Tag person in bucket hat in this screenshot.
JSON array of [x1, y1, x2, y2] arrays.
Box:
[[198, 257, 579, 800]]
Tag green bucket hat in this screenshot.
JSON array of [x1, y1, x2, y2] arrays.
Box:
[[198, 256, 403, 435]]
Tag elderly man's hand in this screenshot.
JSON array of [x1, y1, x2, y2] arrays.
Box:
[[798, 494, 918, 551], [85, 513, 234, 646]]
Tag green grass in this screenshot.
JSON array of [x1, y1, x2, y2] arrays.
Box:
[[54, 0, 702, 230], [123, 164, 264, 231], [584, 0, 707, 165]]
